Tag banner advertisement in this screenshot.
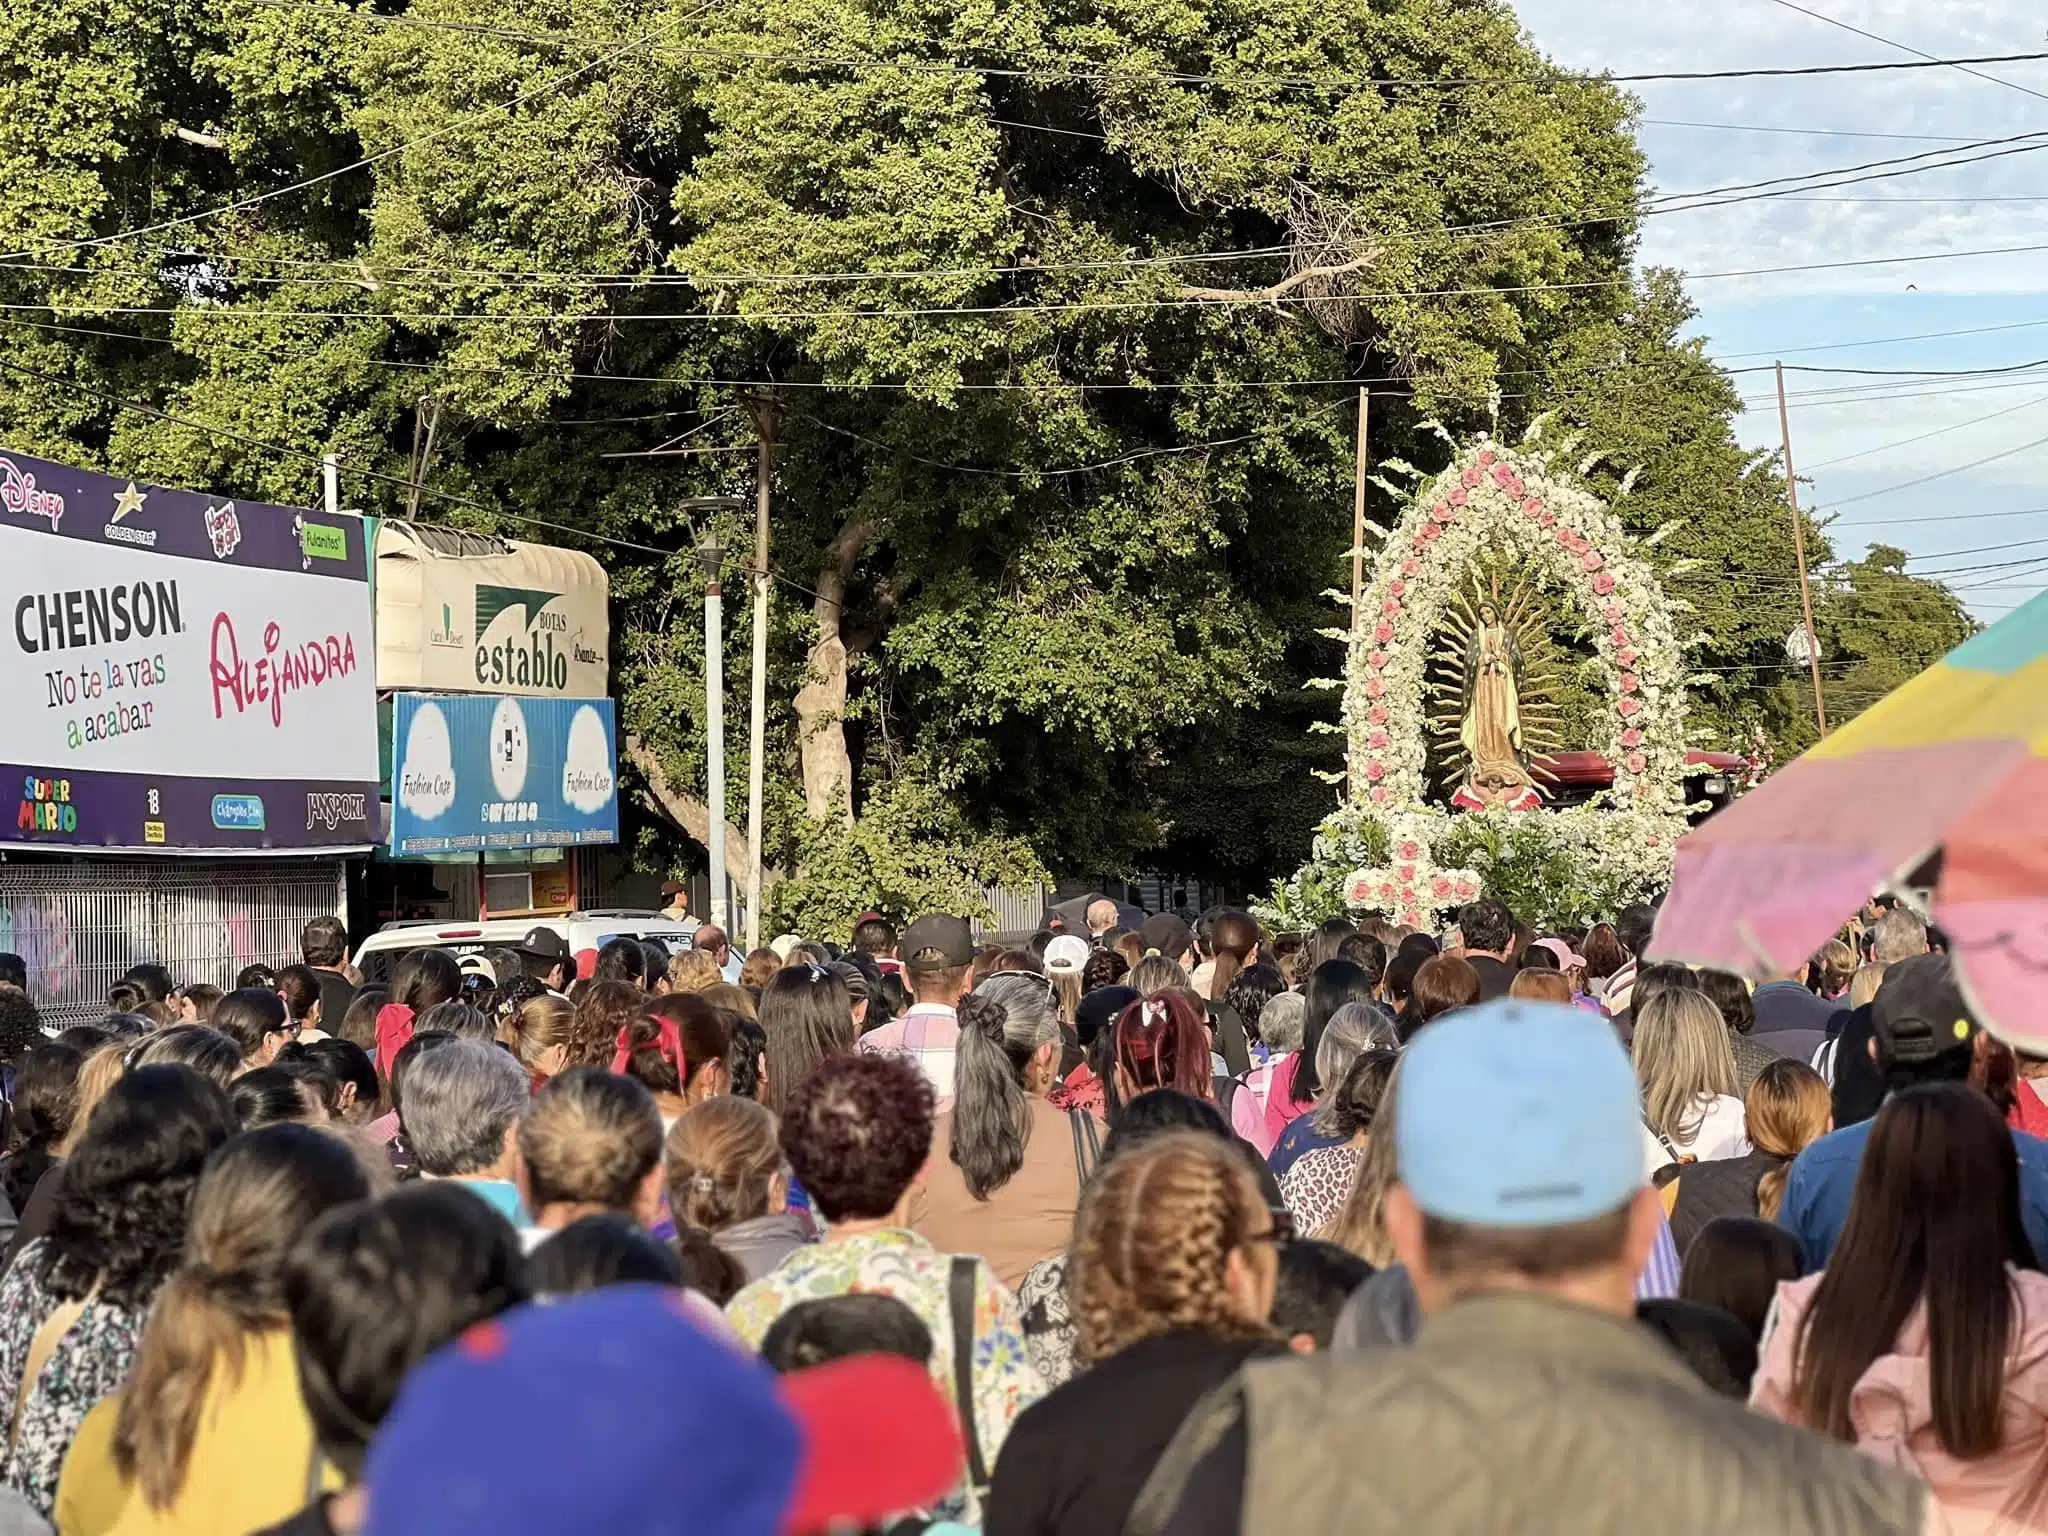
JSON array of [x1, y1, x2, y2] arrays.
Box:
[[0, 451, 379, 853], [391, 693, 619, 856], [374, 522, 609, 698]]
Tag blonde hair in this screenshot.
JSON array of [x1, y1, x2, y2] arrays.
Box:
[[1069, 1131, 1275, 1366], [1320, 1055, 1405, 1263], [665, 1096, 781, 1231], [58, 1044, 129, 1156], [1812, 940, 1857, 998], [666, 950, 724, 995], [112, 1126, 370, 1511], [700, 982, 758, 1021], [1509, 970, 1574, 1005], [1126, 956, 1191, 999], [518, 1069, 663, 1211], [1849, 963, 1887, 1011], [509, 994, 574, 1075], [1746, 1058, 1832, 1220], [1634, 987, 1739, 1146]]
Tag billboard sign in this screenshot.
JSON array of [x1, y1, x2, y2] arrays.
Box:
[[0, 451, 378, 852], [390, 693, 619, 856]]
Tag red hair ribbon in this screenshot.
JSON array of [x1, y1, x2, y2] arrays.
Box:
[[613, 1013, 683, 1075]]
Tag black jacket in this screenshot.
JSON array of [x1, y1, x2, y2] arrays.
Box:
[[1667, 1151, 1782, 1258], [986, 1330, 1282, 1536]]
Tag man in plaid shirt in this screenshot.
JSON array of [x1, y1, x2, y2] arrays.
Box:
[[855, 913, 975, 1111]]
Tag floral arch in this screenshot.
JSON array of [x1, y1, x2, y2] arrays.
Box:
[[1264, 422, 1696, 931]]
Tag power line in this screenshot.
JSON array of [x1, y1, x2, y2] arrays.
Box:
[[0, 8, 712, 264], [1803, 391, 2048, 471], [1639, 118, 1982, 144], [1763, 0, 2048, 106], [1817, 426, 2048, 508]]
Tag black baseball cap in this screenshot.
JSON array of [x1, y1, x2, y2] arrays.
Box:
[[1139, 914, 1193, 961], [899, 915, 974, 972], [519, 927, 572, 964], [1872, 953, 1978, 1068]]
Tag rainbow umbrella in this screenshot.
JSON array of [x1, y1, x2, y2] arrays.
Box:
[[1653, 588, 2048, 1049]]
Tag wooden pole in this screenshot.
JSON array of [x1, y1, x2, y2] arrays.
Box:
[[1775, 362, 1829, 737], [1350, 386, 1370, 794]]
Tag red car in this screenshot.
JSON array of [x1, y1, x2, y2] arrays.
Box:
[[1531, 750, 1749, 819]]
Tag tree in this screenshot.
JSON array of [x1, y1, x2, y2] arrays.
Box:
[[1801, 544, 1976, 747], [0, 0, 1670, 922]]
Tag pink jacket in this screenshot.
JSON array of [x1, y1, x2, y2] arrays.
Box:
[[1231, 1051, 1309, 1157], [1753, 1268, 2048, 1532]]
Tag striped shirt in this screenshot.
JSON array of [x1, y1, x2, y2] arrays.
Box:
[[857, 1003, 960, 1109], [1637, 1207, 1681, 1300]]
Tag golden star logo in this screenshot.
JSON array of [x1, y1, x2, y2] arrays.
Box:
[[111, 482, 146, 523]]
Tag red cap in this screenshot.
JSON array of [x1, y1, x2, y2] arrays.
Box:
[[779, 1354, 964, 1534]]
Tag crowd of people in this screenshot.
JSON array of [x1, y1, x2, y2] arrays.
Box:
[[0, 889, 2033, 1532]]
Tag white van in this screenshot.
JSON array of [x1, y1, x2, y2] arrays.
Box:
[[351, 909, 702, 985]]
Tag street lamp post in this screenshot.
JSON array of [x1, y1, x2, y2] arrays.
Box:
[[696, 536, 728, 930]]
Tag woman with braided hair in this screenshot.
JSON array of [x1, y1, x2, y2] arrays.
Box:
[[987, 1130, 1286, 1536], [917, 975, 1084, 1288]]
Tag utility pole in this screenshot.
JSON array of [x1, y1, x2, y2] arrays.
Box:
[[744, 398, 777, 954], [698, 533, 729, 929], [1775, 362, 1829, 737], [1349, 386, 1370, 793], [322, 454, 340, 519]]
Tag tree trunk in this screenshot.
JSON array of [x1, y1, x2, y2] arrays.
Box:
[[624, 735, 774, 899], [793, 520, 868, 824]]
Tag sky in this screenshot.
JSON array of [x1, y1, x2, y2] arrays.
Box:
[[1512, 0, 2048, 623]]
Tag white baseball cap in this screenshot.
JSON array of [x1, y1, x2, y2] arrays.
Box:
[[1044, 934, 1091, 977]]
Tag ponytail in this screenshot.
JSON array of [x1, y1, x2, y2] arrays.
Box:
[[1207, 913, 1261, 1004], [950, 992, 1031, 1199], [113, 1268, 262, 1509]]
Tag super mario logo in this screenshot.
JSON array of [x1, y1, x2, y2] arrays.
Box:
[[18, 775, 76, 834]]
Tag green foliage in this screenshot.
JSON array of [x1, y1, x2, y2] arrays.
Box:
[[764, 777, 1049, 939]]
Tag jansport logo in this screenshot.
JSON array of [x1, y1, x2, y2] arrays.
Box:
[[473, 585, 570, 692], [0, 458, 65, 530], [305, 791, 368, 833], [105, 481, 155, 548]]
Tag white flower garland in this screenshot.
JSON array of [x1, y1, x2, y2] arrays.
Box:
[[1268, 428, 1693, 931]]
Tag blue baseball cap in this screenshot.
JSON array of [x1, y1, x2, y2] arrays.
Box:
[[363, 1286, 962, 1536], [1397, 999, 1643, 1226]]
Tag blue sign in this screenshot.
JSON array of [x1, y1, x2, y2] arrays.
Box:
[[390, 693, 619, 856]]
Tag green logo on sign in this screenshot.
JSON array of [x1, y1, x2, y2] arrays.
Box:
[[301, 523, 348, 561], [474, 585, 570, 691]]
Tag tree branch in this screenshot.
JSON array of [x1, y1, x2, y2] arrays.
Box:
[[1178, 251, 1379, 304], [169, 124, 227, 150], [624, 734, 776, 894]]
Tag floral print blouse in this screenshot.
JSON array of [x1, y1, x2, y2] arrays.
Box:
[[725, 1227, 1043, 1523], [0, 1240, 150, 1516]]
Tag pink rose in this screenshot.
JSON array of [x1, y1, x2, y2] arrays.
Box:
[[1366, 678, 1386, 699], [1419, 522, 1441, 543], [1625, 752, 1648, 775], [1381, 597, 1402, 619], [1610, 626, 1630, 647], [1601, 603, 1623, 623], [1368, 650, 1387, 669], [1401, 559, 1420, 577], [1398, 863, 1417, 883], [1445, 490, 1466, 510], [1620, 673, 1639, 694], [1368, 706, 1388, 725], [1431, 875, 1452, 898], [1388, 578, 1406, 598], [1619, 697, 1642, 718], [1539, 510, 1557, 528], [1461, 468, 1481, 488], [1618, 646, 1638, 667], [1410, 532, 1429, 551], [1621, 727, 1643, 747], [1476, 449, 1496, 469], [1368, 729, 1389, 750], [1371, 787, 1390, 805], [1493, 464, 1517, 488], [1366, 760, 1386, 783], [1592, 573, 1615, 596], [1374, 622, 1394, 644], [1398, 840, 1421, 861], [1554, 528, 1574, 548], [1581, 550, 1604, 573]]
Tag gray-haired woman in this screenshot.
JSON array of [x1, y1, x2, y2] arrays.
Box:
[[914, 973, 1087, 1287]]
